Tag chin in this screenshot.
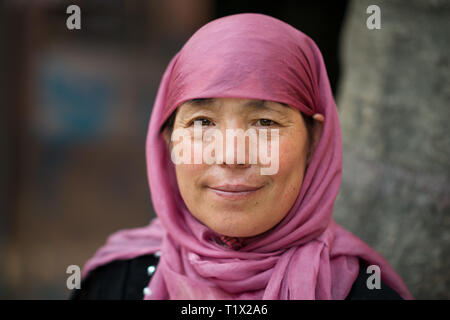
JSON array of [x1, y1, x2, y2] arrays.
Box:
[[208, 221, 265, 238], [200, 206, 280, 237]]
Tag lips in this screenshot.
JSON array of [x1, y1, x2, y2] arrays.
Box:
[[207, 184, 264, 200]]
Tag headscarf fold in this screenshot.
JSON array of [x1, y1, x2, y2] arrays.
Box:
[[81, 13, 412, 300]]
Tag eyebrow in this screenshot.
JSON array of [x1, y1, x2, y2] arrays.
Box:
[[244, 100, 290, 116], [181, 98, 290, 117]]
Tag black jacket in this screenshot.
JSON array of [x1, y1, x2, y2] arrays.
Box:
[[71, 254, 402, 300]]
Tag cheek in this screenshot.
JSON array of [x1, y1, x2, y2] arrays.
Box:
[[272, 134, 308, 198], [174, 161, 215, 221], [172, 137, 206, 193], [175, 163, 206, 193]]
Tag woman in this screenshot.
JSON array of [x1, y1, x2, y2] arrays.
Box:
[[72, 13, 412, 300]]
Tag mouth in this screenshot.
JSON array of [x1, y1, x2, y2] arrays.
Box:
[[207, 184, 265, 200]]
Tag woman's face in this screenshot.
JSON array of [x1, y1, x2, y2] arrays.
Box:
[[167, 98, 314, 237]]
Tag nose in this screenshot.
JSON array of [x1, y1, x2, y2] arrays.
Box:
[[218, 120, 254, 169], [220, 161, 251, 169]]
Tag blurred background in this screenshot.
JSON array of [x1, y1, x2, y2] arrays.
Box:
[[0, 0, 448, 299]]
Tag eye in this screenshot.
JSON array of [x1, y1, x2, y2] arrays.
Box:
[[191, 118, 213, 127], [255, 119, 277, 126]]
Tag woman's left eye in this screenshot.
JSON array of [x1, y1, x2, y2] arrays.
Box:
[[255, 119, 276, 126]]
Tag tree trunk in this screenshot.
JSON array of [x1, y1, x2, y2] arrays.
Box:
[[335, 0, 450, 299]]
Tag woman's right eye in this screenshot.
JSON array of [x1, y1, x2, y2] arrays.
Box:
[[192, 118, 213, 126]]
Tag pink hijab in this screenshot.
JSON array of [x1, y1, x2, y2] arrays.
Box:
[[81, 13, 412, 300]]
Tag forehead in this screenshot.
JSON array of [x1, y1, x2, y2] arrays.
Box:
[[177, 98, 292, 114]]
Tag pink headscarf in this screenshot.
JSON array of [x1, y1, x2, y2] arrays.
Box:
[[81, 13, 412, 300]]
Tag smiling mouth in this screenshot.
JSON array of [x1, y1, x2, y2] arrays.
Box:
[[207, 184, 264, 200]]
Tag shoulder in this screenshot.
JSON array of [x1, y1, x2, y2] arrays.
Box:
[[70, 253, 160, 300], [345, 260, 403, 300], [71, 255, 402, 300]]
